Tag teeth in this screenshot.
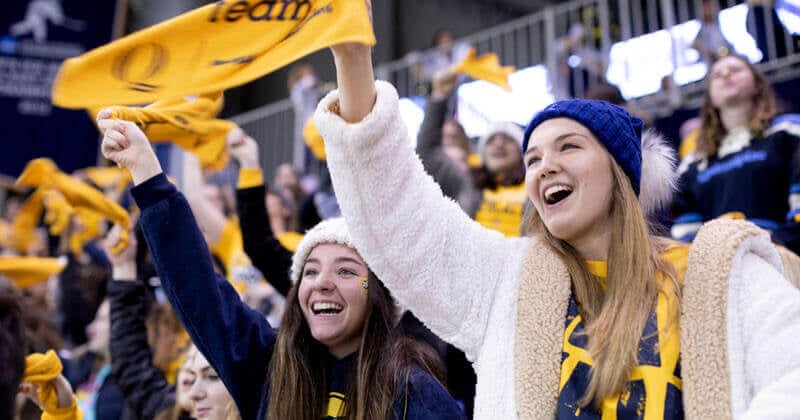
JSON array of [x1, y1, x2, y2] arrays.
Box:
[[312, 302, 343, 312], [545, 185, 572, 201]]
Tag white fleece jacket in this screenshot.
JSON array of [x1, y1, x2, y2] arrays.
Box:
[[315, 81, 800, 419]]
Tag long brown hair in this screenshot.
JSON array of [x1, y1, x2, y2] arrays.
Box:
[[696, 54, 777, 157], [522, 157, 680, 406], [267, 271, 445, 419]]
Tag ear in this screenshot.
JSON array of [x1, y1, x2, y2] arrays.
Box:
[[639, 129, 677, 217]]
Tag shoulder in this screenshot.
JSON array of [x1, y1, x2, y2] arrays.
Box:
[[403, 366, 466, 419]]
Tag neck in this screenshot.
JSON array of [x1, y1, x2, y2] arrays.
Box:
[[718, 102, 753, 132], [569, 222, 612, 262], [328, 344, 358, 360]]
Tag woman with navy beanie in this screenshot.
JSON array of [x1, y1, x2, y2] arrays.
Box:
[[307, 10, 800, 419]]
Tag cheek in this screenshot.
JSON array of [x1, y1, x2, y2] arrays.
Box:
[[524, 173, 540, 208]]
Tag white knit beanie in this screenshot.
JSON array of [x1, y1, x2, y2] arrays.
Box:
[[477, 121, 525, 156], [290, 217, 357, 285]]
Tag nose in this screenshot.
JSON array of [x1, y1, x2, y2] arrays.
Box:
[[189, 380, 206, 401], [536, 152, 560, 179], [311, 271, 335, 292]]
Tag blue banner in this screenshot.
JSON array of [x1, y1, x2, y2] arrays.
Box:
[[0, 0, 122, 179]]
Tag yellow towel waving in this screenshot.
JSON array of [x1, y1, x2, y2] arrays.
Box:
[[52, 0, 375, 108]]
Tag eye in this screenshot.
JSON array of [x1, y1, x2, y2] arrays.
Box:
[[207, 373, 220, 381], [525, 156, 540, 167], [338, 268, 357, 277], [302, 268, 318, 277], [560, 142, 579, 151]]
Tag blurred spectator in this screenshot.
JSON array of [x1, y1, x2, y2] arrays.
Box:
[[417, 69, 527, 237], [691, 0, 733, 66], [672, 54, 800, 253], [61, 299, 125, 419], [288, 62, 324, 172], [0, 286, 26, 420], [266, 163, 306, 235], [406, 28, 471, 95], [104, 225, 193, 419], [554, 23, 607, 100], [181, 150, 264, 294]]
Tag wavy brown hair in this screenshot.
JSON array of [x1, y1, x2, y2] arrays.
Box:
[[696, 54, 777, 157], [522, 157, 680, 407], [267, 270, 445, 419]]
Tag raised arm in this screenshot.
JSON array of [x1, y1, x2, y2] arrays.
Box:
[[104, 225, 177, 419], [181, 150, 227, 245], [97, 112, 275, 419], [316, 21, 528, 360], [228, 128, 294, 297]]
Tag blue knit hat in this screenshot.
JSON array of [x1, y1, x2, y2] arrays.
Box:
[[522, 99, 644, 195]]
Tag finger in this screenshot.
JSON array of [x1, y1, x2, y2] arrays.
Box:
[[96, 108, 113, 121], [97, 118, 118, 131], [102, 136, 122, 152]]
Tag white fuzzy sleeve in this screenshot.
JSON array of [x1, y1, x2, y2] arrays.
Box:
[[728, 239, 800, 419], [314, 81, 528, 359]]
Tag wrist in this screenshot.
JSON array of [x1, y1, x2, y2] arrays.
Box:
[[130, 159, 163, 185], [238, 159, 260, 170], [112, 263, 137, 281]]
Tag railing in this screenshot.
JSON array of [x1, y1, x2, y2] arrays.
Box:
[[231, 0, 800, 181]]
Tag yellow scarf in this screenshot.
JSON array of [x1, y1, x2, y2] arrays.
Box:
[[24, 350, 84, 420], [52, 0, 375, 108], [94, 93, 238, 171], [15, 158, 131, 254], [83, 166, 132, 190], [453, 47, 515, 91], [0, 256, 66, 289]]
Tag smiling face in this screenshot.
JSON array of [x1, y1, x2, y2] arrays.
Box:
[[297, 243, 370, 358], [708, 55, 757, 109], [524, 118, 615, 258]]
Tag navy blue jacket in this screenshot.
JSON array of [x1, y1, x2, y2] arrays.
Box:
[[133, 174, 465, 420]]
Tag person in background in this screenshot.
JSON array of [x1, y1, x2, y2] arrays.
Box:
[[672, 53, 800, 253]]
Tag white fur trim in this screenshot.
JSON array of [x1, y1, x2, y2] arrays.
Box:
[[290, 217, 356, 284], [640, 128, 677, 216], [727, 235, 800, 417]]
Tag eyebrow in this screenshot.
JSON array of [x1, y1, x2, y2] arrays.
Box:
[[303, 257, 365, 267], [524, 132, 589, 156], [334, 257, 364, 266]]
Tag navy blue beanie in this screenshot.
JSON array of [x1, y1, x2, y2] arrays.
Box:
[[522, 99, 644, 195]]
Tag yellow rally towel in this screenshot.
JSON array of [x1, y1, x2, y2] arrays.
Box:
[[10, 189, 47, 253], [95, 92, 238, 171], [69, 208, 104, 256], [42, 189, 75, 236], [52, 0, 375, 108], [83, 166, 132, 190], [15, 159, 131, 254], [0, 256, 66, 289], [453, 47, 515, 91], [303, 116, 326, 161], [24, 350, 83, 420]]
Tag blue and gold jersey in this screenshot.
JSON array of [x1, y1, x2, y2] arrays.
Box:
[[557, 245, 688, 419]]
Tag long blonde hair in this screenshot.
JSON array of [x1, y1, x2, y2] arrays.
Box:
[[522, 157, 680, 406]]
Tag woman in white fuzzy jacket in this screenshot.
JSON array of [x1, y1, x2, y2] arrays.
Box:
[[316, 19, 800, 419]]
